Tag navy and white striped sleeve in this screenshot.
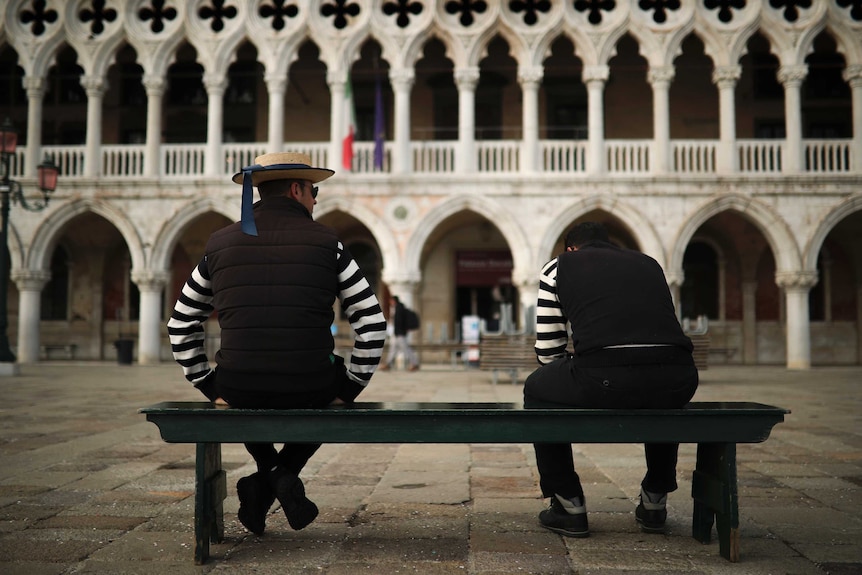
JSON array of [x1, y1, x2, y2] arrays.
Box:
[[336, 242, 388, 389], [534, 258, 569, 364], [167, 257, 214, 386]]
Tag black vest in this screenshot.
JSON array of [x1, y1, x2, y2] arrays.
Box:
[[556, 241, 693, 355], [205, 197, 339, 376]]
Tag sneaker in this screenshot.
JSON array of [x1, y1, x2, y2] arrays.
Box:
[[236, 471, 275, 536], [636, 488, 667, 533], [270, 467, 319, 530], [538, 494, 589, 538]]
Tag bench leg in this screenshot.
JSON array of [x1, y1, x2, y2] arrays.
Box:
[[691, 442, 740, 562], [194, 442, 226, 565]]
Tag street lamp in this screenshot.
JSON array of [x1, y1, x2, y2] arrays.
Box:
[[0, 117, 59, 363]]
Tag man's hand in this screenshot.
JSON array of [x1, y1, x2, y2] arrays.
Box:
[[214, 397, 229, 406], [329, 397, 346, 406]]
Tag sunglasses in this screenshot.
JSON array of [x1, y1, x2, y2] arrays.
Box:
[[311, 186, 318, 199]]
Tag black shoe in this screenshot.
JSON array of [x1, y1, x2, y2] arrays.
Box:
[[236, 471, 275, 536], [539, 496, 589, 538], [635, 497, 667, 534], [270, 468, 318, 530]]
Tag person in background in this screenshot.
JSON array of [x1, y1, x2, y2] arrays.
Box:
[[168, 152, 387, 536], [525, 221, 698, 538], [380, 295, 419, 371]]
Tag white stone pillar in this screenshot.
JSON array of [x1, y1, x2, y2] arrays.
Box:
[[843, 65, 862, 172], [583, 65, 609, 175], [776, 271, 818, 370], [664, 271, 684, 320], [23, 76, 45, 178], [511, 270, 539, 334], [518, 66, 542, 174], [455, 67, 479, 174], [778, 65, 807, 174], [391, 68, 415, 174], [11, 270, 50, 364], [713, 65, 741, 174], [143, 74, 165, 177], [741, 280, 757, 364], [82, 75, 106, 178], [265, 73, 287, 152], [648, 66, 674, 174], [203, 72, 227, 177], [132, 270, 169, 365], [329, 72, 346, 172]]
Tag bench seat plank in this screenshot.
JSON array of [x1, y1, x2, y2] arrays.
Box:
[[142, 401, 787, 445]]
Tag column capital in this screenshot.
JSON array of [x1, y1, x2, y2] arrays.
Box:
[[23, 75, 45, 95], [775, 270, 818, 290], [664, 271, 685, 289], [264, 73, 287, 94], [517, 66, 543, 87], [203, 72, 227, 93], [843, 64, 862, 85], [142, 74, 166, 95], [647, 65, 675, 86], [11, 269, 51, 291], [712, 65, 741, 88], [454, 67, 480, 90], [389, 68, 415, 90], [583, 65, 610, 85], [81, 74, 106, 96], [777, 65, 808, 87], [131, 270, 171, 291], [510, 270, 539, 291]]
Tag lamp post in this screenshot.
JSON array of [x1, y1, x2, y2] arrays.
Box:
[[0, 117, 59, 366]]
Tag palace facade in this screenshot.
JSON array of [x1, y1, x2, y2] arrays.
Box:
[[1, 0, 861, 368]]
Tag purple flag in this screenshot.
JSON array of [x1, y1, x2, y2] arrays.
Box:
[[373, 75, 385, 170]]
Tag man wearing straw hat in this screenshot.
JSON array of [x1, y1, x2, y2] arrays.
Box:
[[168, 152, 388, 536]]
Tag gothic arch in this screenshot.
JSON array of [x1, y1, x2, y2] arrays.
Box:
[[404, 196, 532, 281], [537, 196, 667, 268], [27, 199, 145, 271], [805, 195, 862, 271], [150, 197, 235, 271], [671, 195, 801, 277], [314, 198, 400, 276]]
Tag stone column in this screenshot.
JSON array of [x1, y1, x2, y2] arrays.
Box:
[[82, 75, 106, 178], [143, 74, 165, 177], [857, 283, 862, 364], [648, 66, 675, 174], [132, 270, 170, 365], [511, 269, 539, 334], [843, 65, 862, 173], [11, 270, 50, 364], [455, 67, 479, 174], [664, 271, 684, 320], [741, 280, 757, 364], [23, 76, 45, 178], [713, 65, 741, 174], [778, 65, 808, 174], [776, 271, 818, 369], [203, 72, 227, 177], [328, 72, 346, 172], [265, 73, 287, 152], [390, 68, 415, 174], [583, 65, 609, 175], [518, 66, 542, 174]]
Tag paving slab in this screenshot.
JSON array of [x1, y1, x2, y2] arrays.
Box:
[[1, 362, 861, 573]]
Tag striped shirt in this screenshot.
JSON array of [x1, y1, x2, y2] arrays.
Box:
[[168, 240, 387, 391], [534, 257, 569, 364]]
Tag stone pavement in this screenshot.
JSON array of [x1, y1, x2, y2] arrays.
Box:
[[0, 362, 860, 574]]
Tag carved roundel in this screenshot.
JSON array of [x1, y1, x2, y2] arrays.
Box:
[[126, 0, 184, 40], [66, 0, 123, 40], [186, 0, 245, 37]]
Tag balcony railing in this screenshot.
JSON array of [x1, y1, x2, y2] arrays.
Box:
[[3, 138, 852, 180]]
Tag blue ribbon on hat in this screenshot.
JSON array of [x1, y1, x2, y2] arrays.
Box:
[[239, 162, 315, 236]]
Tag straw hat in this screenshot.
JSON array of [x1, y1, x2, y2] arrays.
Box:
[[231, 152, 334, 186]]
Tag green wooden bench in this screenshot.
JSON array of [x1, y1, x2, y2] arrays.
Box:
[[141, 401, 788, 565]]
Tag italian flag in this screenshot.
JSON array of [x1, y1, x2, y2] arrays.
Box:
[[342, 73, 355, 171]]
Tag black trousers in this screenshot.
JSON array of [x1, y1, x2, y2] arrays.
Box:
[[523, 347, 698, 500], [215, 357, 351, 476]]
